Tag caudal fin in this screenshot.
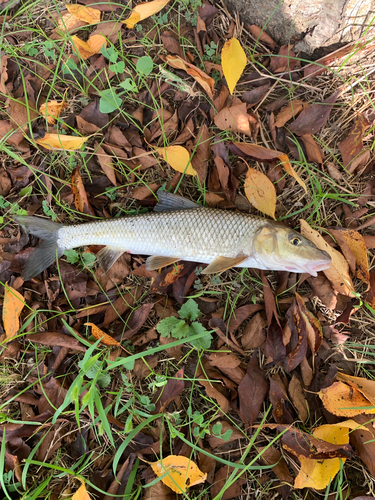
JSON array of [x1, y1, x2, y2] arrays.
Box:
[[15, 216, 64, 280]]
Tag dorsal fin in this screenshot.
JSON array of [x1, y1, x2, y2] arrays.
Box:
[[154, 190, 201, 212]]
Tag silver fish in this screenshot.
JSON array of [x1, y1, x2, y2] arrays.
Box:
[[15, 191, 331, 280]]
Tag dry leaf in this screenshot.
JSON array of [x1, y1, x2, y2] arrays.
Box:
[[164, 55, 214, 99], [66, 4, 101, 24], [95, 142, 117, 185], [56, 11, 87, 35], [244, 167, 276, 219], [123, 0, 171, 28], [72, 480, 92, 500], [295, 421, 369, 489], [39, 100, 68, 125], [319, 381, 375, 417], [3, 286, 25, 340], [36, 133, 91, 151], [71, 166, 95, 216], [274, 100, 307, 127], [337, 372, 375, 404], [300, 220, 354, 296], [84, 322, 120, 346], [150, 455, 206, 493], [329, 228, 370, 285], [221, 37, 247, 94], [156, 145, 196, 175], [214, 103, 254, 137], [72, 34, 107, 59]]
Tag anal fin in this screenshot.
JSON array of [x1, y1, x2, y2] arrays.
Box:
[[96, 247, 124, 274], [202, 255, 247, 274], [146, 255, 180, 271]]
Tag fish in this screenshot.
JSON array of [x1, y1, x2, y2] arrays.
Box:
[[15, 190, 331, 281]]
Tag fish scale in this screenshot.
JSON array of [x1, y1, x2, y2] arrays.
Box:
[[58, 208, 266, 263]]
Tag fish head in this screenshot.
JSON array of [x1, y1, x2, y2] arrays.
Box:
[[252, 224, 331, 276]]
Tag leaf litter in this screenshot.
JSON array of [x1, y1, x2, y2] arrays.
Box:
[[1, 1, 375, 499]]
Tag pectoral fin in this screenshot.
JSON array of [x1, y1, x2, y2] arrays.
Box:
[[202, 255, 247, 274], [97, 247, 124, 274], [146, 255, 180, 270]]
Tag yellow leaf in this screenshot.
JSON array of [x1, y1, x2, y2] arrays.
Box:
[[123, 0, 171, 28], [84, 322, 120, 347], [278, 153, 307, 192], [244, 167, 276, 219], [36, 133, 90, 151], [156, 145, 196, 176], [65, 4, 101, 24], [150, 455, 207, 493], [337, 372, 375, 404], [3, 286, 25, 340], [72, 34, 107, 60], [221, 37, 247, 94], [318, 380, 375, 417], [300, 220, 355, 296], [295, 421, 369, 489], [39, 100, 68, 125], [72, 480, 92, 500]]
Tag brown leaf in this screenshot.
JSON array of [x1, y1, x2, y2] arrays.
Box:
[[227, 303, 263, 334], [237, 351, 269, 427], [131, 183, 160, 200], [365, 269, 375, 309], [121, 303, 154, 340], [350, 415, 375, 477], [259, 445, 293, 482], [133, 354, 158, 379], [300, 219, 354, 296], [329, 227, 370, 285], [196, 358, 233, 413], [270, 44, 297, 73], [25, 332, 88, 352], [207, 347, 245, 385], [190, 122, 211, 183], [211, 466, 246, 500], [79, 97, 109, 128], [248, 25, 277, 49], [300, 134, 324, 164], [274, 100, 307, 127], [161, 31, 185, 58], [164, 54, 214, 99], [242, 83, 270, 106], [339, 113, 372, 172], [95, 142, 117, 185], [214, 103, 256, 137], [102, 288, 142, 328], [90, 21, 124, 44], [71, 166, 95, 216], [8, 97, 39, 131], [289, 89, 342, 136], [288, 374, 308, 422], [152, 368, 184, 413], [241, 312, 267, 349], [208, 317, 245, 356], [326, 161, 343, 180], [269, 375, 294, 424]]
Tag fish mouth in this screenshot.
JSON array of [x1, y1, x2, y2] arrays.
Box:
[[285, 255, 331, 277]]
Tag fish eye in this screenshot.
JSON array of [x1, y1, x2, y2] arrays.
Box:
[[290, 236, 302, 246]]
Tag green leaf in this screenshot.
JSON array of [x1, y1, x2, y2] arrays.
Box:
[[188, 322, 212, 350], [65, 249, 79, 264], [97, 372, 111, 388], [101, 45, 118, 63], [179, 298, 201, 321], [99, 88, 122, 113], [119, 78, 138, 92], [212, 422, 222, 435], [82, 252, 96, 266], [136, 56, 153, 76], [19, 186, 32, 197], [221, 429, 233, 442], [157, 316, 183, 337], [124, 414, 133, 434]]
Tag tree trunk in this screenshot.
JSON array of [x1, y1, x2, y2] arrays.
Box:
[[224, 0, 375, 54]]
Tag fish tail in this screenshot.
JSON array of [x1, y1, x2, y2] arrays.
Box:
[[15, 216, 65, 280]]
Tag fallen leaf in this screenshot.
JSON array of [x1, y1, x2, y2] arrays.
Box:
[[300, 134, 324, 164], [123, 0, 171, 28], [329, 227, 369, 285], [214, 103, 256, 137], [71, 166, 95, 216], [274, 100, 307, 127], [72, 480, 92, 500], [164, 54, 214, 99], [294, 421, 368, 489], [66, 3, 101, 23], [3, 286, 25, 340], [241, 312, 267, 349], [289, 89, 342, 136], [365, 269, 375, 309], [288, 373, 308, 422], [221, 37, 247, 94], [152, 368, 184, 413], [211, 465, 245, 500], [156, 145, 196, 175], [336, 372, 375, 404], [259, 445, 293, 482], [54, 10, 87, 36], [339, 113, 372, 173], [84, 322, 120, 346], [244, 167, 276, 219], [319, 381, 375, 417], [248, 25, 277, 49], [229, 142, 307, 191], [270, 44, 297, 73], [300, 220, 354, 296], [207, 348, 245, 385], [269, 375, 294, 424], [36, 133, 90, 151], [95, 142, 117, 185], [39, 100, 68, 125], [238, 351, 268, 427], [71, 34, 107, 59], [9, 97, 39, 131], [150, 455, 206, 493], [350, 414, 375, 477]]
